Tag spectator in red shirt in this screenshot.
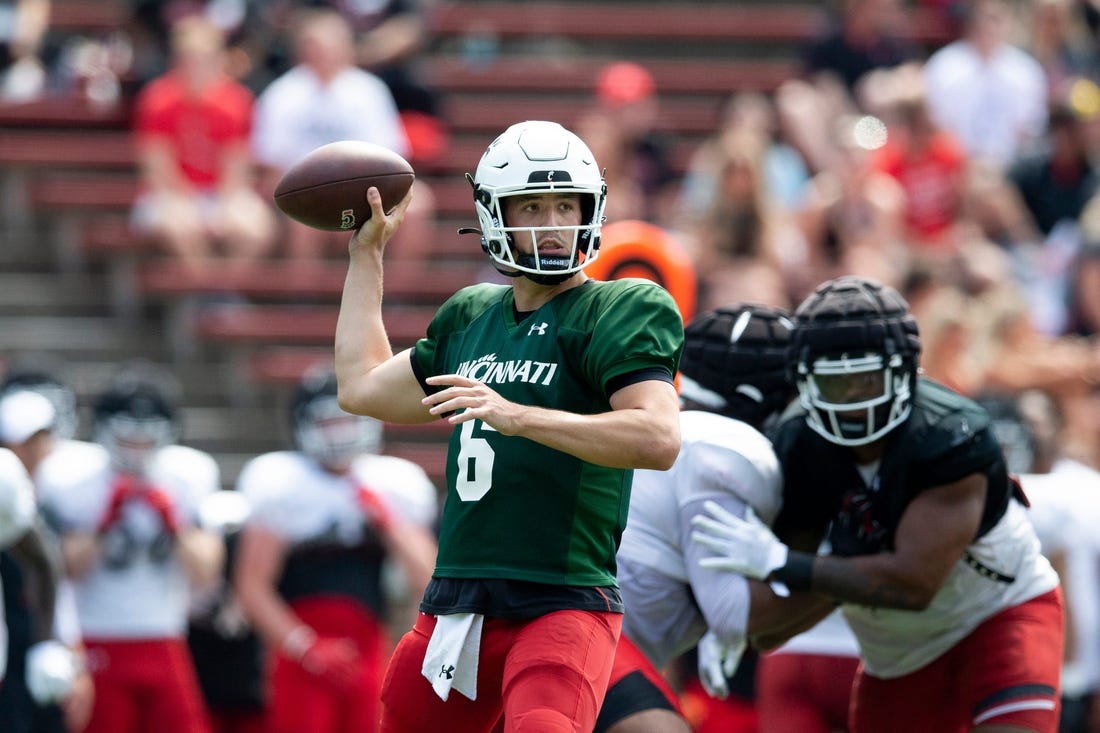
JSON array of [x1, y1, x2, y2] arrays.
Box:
[[869, 65, 968, 260], [130, 14, 275, 275]]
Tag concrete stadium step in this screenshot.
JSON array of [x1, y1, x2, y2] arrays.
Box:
[[0, 272, 110, 317]]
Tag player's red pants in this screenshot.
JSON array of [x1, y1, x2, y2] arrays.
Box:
[[380, 609, 621, 732], [267, 596, 389, 733], [592, 632, 683, 730], [755, 652, 859, 733], [851, 588, 1064, 733], [81, 637, 211, 733]]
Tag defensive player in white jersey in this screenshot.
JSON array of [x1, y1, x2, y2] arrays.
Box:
[[37, 364, 224, 733], [233, 368, 438, 733], [591, 303, 795, 733], [0, 446, 79, 720], [692, 276, 1063, 732]]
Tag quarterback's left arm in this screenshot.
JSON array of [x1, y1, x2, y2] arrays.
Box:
[[423, 375, 682, 470], [693, 474, 986, 610]]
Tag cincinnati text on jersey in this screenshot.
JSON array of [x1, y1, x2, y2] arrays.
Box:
[[456, 354, 560, 386]]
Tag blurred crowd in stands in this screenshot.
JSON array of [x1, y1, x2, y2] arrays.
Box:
[[3, 0, 1100, 730]]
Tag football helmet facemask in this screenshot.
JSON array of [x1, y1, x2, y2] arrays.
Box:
[[291, 369, 382, 470], [94, 371, 180, 476], [469, 120, 607, 285], [791, 276, 921, 447], [679, 303, 794, 431]]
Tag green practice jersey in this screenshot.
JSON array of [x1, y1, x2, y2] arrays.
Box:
[[412, 278, 684, 587]]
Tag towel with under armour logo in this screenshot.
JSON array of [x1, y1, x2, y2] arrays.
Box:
[[421, 612, 483, 701]]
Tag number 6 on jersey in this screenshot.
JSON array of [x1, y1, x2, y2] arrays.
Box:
[[456, 419, 495, 501]]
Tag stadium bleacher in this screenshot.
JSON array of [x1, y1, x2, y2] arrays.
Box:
[[0, 0, 951, 488]]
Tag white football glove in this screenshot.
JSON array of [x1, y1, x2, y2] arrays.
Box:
[[696, 629, 744, 700], [691, 501, 790, 594], [25, 640, 77, 704]]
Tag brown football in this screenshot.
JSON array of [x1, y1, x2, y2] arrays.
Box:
[[273, 141, 415, 231]]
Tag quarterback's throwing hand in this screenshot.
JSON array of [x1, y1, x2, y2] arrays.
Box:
[[691, 501, 789, 581]]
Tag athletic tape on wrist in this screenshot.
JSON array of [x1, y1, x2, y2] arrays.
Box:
[[770, 550, 814, 592]]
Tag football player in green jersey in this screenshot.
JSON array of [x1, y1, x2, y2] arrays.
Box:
[[691, 276, 1064, 733], [334, 120, 684, 732]]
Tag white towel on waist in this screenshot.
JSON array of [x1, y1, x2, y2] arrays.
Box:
[[421, 612, 483, 701]]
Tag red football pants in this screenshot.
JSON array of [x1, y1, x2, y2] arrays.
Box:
[[605, 632, 683, 713], [267, 596, 389, 733], [81, 637, 211, 733], [755, 652, 859, 733], [851, 588, 1064, 733], [380, 609, 622, 733]]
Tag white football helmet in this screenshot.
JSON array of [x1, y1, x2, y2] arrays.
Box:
[[0, 370, 79, 441], [470, 120, 607, 284]]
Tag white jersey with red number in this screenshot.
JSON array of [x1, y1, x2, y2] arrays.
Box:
[[238, 450, 437, 543], [616, 410, 782, 669], [37, 444, 219, 639]]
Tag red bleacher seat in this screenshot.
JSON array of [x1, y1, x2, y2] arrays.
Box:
[[138, 260, 480, 303], [193, 304, 434, 347], [423, 56, 800, 96], [429, 1, 950, 44]]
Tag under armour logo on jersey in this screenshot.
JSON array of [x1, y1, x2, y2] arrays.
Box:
[[528, 321, 549, 336], [439, 664, 455, 679]]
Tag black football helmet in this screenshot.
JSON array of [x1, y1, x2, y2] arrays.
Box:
[[791, 276, 921, 446], [291, 368, 382, 470], [94, 364, 181, 475], [679, 303, 795, 431], [0, 370, 79, 441], [470, 120, 607, 285]]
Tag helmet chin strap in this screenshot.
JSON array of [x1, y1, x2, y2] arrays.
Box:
[[514, 252, 576, 285]]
